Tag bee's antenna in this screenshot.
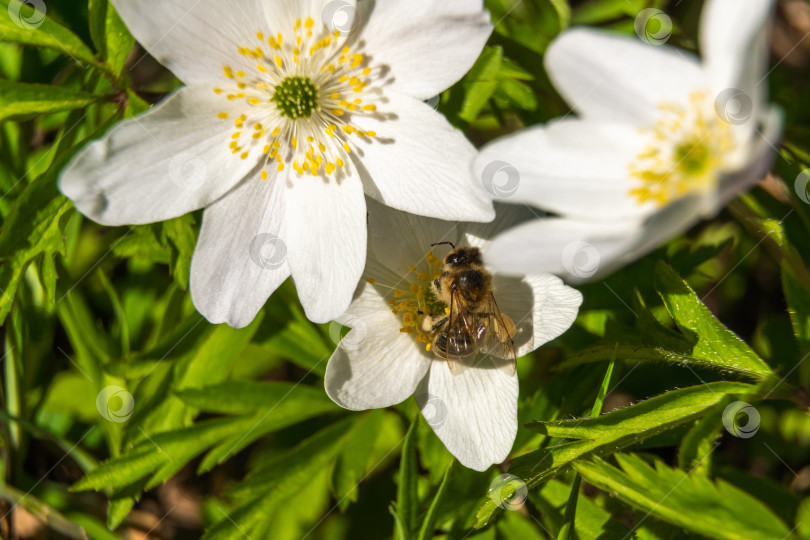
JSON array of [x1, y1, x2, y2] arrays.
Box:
[[431, 241, 455, 249]]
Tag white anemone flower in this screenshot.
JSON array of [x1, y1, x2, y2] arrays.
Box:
[[324, 199, 582, 471], [473, 0, 782, 282], [59, 0, 496, 325]]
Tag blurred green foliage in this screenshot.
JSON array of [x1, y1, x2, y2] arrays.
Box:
[[2, 0, 810, 538]]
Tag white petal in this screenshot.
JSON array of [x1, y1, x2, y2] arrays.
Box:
[[111, 0, 350, 86], [351, 90, 494, 222], [324, 282, 431, 410], [463, 203, 544, 249], [417, 359, 518, 471], [366, 197, 460, 278], [700, 0, 773, 95], [483, 216, 642, 283], [545, 28, 706, 124], [473, 119, 654, 220], [59, 86, 258, 226], [351, 0, 491, 100], [285, 175, 367, 324], [491, 274, 582, 357], [190, 173, 289, 328]]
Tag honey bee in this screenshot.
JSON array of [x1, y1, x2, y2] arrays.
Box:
[[417, 242, 517, 376]]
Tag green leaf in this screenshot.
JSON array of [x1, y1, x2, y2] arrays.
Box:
[[397, 415, 420, 537], [176, 381, 336, 415], [531, 479, 634, 539], [678, 396, 732, 475], [459, 46, 502, 123], [332, 409, 384, 510], [72, 416, 255, 492], [783, 266, 810, 351], [574, 454, 791, 540], [654, 262, 773, 380], [0, 79, 98, 123], [0, 0, 100, 69], [415, 464, 453, 540], [88, 0, 135, 78], [217, 418, 354, 520], [474, 381, 756, 528], [0, 483, 90, 539]]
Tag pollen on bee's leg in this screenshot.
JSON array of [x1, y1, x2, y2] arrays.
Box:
[[417, 314, 433, 335], [499, 314, 517, 340]]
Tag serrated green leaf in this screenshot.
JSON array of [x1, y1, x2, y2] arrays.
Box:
[[160, 215, 196, 289], [654, 262, 772, 380], [88, 0, 135, 78], [475, 382, 755, 528], [783, 266, 810, 351], [0, 0, 100, 69], [574, 454, 791, 540]]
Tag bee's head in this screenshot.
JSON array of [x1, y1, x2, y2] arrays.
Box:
[[444, 246, 482, 268]]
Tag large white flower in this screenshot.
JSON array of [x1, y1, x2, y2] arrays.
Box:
[[59, 0, 496, 325], [473, 0, 782, 281], [324, 199, 582, 471]]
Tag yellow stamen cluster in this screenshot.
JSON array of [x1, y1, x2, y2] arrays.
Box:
[[628, 91, 736, 206], [367, 251, 446, 351], [214, 17, 381, 180]]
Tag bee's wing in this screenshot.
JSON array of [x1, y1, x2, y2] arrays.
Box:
[[445, 287, 486, 376], [479, 293, 517, 376]]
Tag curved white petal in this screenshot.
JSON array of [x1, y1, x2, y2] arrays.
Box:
[[59, 86, 258, 226], [417, 359, 518, 471], [463, 203, 544, 249], [190, 173, 289, 329], [285, 175, 367, 324], [111, 0, 349, 86], [491, 274, 582, 357], [473, 119, 654, 220], [545, 28, 705, 124], [700, 0, 773, 96], [351, 0, 491, 100], [483, 216, 642, 283], [325, 282, 431, 410], [351, 90, 495, 222], [366, 197, 460, 278]]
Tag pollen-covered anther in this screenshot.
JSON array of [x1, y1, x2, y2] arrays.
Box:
[[367, 251, 447, 350]]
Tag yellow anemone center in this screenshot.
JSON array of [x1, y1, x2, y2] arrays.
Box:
[[214, 17, 380, 180], [628, 91, 736, 206]]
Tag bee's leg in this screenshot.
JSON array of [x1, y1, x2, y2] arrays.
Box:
[[431, 316, 448, 333]]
